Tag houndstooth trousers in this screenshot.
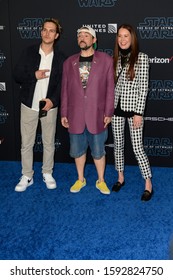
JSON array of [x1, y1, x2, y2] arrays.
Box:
[[111, 115, 152, 180]]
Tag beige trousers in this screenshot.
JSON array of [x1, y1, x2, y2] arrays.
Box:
[[20, 104, 58, 178]]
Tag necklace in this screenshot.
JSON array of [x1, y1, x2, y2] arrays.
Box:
[[120, 53, 129, 58], [119, 46, 131, 58]]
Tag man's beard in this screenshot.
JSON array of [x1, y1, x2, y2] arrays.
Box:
[[79, 42, 92, 51]]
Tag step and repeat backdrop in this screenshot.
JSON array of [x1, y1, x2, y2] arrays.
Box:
[[0, 0, 173, 166]]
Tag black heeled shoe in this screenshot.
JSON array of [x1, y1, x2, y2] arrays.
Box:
[[112, 181, 125, 192], [141, 189, 153, 201]]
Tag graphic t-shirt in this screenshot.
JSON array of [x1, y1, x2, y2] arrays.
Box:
[[79, 55, 93, 89]]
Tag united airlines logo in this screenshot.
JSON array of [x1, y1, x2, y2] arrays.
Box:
[[0, 82, 6, 91], [0, 105, 8, 124], [144, 137, 172, 157], [137, 17, 173, 39], [81, 23, 117, 34], [108, 23, 117, 33], [34, 134, 61, 152], [149, 80, 173, 100], [17, 18, 47, 39], [0, 51, 6, 67], [78, 0, 117, 7]]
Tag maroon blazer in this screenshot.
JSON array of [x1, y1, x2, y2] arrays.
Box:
[[60, 51, 115, 134]]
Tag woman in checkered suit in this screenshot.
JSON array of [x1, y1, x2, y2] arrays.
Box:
[[111, 24, 153, 201]]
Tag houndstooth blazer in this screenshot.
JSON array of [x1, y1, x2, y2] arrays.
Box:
[[114, 52, 149, 115]]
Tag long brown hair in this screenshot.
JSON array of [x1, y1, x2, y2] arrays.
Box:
[[113, 24, 139, 81]]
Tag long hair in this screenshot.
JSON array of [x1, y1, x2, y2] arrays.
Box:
[[113, 24, 139, 81]]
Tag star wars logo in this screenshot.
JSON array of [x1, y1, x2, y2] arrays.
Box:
[[0, 105, 8, 123], [78, 0, 117, 7], [148, 80, 173, 100], [137, 17, 173, 39], [34, 134, 61, 152], [144, 137, 172, 157], [17, 18, 47, 39]]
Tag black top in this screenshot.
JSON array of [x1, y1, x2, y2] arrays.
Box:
[[114, 47, 141, 117]]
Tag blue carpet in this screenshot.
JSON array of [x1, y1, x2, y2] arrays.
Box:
[[0, 161, 173, 260]]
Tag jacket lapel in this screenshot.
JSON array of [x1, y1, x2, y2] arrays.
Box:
[[71, 55, 81, 83], [85, 52, 98, 86]]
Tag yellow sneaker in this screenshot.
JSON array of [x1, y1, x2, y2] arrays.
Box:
[[70, 179, 86, 193], [96, 180, 110, 195]]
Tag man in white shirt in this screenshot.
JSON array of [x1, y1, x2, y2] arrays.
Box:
[[14, 18, 65, 192]]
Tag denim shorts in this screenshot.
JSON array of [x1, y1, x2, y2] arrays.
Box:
[[69, 128, 108, 159]]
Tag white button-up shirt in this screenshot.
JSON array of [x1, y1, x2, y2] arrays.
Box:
[[32, 47, 53, 111]]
